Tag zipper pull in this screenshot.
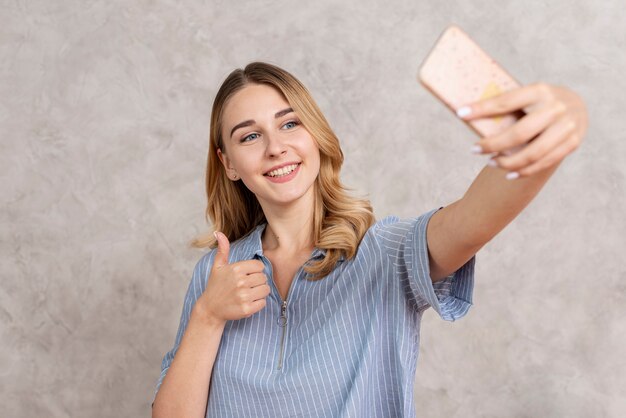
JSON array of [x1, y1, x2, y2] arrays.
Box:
[[277, 300, 288, 327]]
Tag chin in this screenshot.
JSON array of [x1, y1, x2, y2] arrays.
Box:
[[268, 190, 308, 205], [256, 183, 316, 207]]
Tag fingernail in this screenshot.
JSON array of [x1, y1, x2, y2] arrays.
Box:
[[214, 231, 219, 240], [505, 172, 519, 180], [487, 159, 498, 167], [471, 144, 482, 154], [456, 106, 472, 118]]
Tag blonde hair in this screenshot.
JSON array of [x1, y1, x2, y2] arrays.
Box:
[[191, 62, 375, 279]]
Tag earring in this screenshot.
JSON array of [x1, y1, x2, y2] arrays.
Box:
[[232, 173, 239, 180]]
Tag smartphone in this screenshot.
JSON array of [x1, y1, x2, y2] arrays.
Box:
[[418, 25, 526, 151]]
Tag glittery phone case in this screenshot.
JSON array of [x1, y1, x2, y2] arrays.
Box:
[[418, 25, 526, 143]]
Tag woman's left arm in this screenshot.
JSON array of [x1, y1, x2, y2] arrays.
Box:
[[427, 83, 589, 282]]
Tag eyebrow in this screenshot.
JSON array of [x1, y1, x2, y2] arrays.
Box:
[[229, 108, 294, 138]]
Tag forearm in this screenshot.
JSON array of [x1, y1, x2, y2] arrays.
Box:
[[456, 162, 560, 247], [152, 307, 226, 418]]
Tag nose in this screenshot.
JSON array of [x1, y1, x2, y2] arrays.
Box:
[[264, 131, 287, 158]]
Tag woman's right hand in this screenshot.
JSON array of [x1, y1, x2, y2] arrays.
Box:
[[194, 231, 271, 323]]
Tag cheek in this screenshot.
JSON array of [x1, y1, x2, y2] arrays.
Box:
[[310, 144, 321, 169], [302, 135, 320, 160], [308, 152, 321, 179], [232, 150, 262, 174]]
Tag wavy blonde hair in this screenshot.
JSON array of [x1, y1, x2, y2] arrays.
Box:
[[191, 62, 375, 279]]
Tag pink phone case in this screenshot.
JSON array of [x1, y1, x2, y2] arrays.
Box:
[[418, 25, 526, 146]]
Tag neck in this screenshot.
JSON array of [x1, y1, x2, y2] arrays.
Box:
[[259, 188, 316, 255]]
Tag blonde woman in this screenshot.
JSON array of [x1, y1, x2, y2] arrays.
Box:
[[152, 62, 588, 417]]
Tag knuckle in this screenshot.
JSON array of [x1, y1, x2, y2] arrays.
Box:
[[236, 279, 246, 288], [566, 141, 579, 155], [510, 124, 526, 141], [497, 158, 512, 169], [232, 264, 241, 275], [535, 82, 552, 97], [508, 155, 529, 167], [537, 82, 549, 91], [511, 157, 528, 169], [564, 117, 577, 134], [553, 101, 567, 117], [241, 304, 251, 316], [526, 149, 543, 164], [546, 154, 560, 166], [549, 149, 567, 165], [522, 159, 547, 176], [493, 100, 509, 112], [510, 156, 526, 168], [536, 160, 555, 173], [483, 140, 497, 153]]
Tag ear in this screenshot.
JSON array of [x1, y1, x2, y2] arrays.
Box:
[[217, 148, 233, 171]]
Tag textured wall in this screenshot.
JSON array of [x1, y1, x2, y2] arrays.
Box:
[[1, 0, 624, 416]]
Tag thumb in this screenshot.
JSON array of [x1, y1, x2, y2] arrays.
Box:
[[213, 231, 231, 269]]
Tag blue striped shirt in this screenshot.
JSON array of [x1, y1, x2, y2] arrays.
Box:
[[155, 207, 475, 417]]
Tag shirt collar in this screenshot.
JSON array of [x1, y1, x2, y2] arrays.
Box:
[[245, 223, 343, 262]]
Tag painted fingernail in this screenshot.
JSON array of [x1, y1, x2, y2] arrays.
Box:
[[487, 159, 498, 167], [505, 172, 519, 180], [456, 106, 472, 118], [471, 144, 482, 154]]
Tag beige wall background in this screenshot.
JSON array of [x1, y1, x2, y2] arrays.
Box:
[[1, 0, 624, 416]]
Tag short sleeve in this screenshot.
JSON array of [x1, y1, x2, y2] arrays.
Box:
[[152, 250, 216, 404], [375, 207, 475, 321]]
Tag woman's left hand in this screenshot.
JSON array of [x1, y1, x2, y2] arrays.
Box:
[[459, 82, 588, 179]]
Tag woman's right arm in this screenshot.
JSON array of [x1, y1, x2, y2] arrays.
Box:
[[152, 305, 226, 418], [152, 232, 270, 417]]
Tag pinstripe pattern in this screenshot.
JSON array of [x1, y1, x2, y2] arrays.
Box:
[[154, 207, 475, 417]]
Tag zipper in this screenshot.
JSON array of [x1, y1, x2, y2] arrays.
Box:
[[260, 252, 303, 372], [277, 299, 288, 370]]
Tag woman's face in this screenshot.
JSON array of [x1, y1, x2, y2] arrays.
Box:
[[218, 83, 321, 209]]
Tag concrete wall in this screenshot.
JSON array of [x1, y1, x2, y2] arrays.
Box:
[[1, 0, 624, 416]]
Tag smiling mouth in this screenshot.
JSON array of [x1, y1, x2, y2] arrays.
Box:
[[264, 163, 301, 178]]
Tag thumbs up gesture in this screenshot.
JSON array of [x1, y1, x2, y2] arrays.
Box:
[[195, 231, 271, 323]]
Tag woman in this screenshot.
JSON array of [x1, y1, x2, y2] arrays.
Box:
[[152, 62, 588, 417]]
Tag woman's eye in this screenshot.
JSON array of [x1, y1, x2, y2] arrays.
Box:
[[241, 133, 260, 143], [282, 120, 299, 130]]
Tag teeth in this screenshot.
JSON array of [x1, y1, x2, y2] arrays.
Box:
[[267, 164, 299, 177]]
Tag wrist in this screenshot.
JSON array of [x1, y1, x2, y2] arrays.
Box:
[[191, 303, 226, 329]]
